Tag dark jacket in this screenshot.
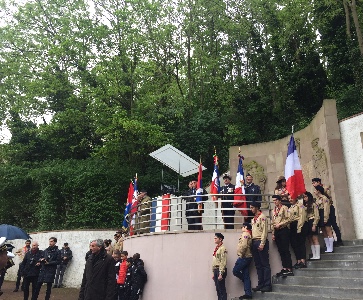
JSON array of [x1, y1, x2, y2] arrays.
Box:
[[183, 188, 208, 216], [131, 259, 147, 292], [37, 246, 61, 283], [79, 249, 116, 300], [220, 183, 235, 209], [60, 247, 73, 265], [21, 249, 43, 278], [244, 183, 262, 203]]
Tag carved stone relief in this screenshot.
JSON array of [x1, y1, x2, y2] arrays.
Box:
[[244, 160, 268, 208], [311, 138, 329, 183]]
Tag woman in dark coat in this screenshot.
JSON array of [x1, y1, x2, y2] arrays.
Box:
[[79, 239, 116, 300]]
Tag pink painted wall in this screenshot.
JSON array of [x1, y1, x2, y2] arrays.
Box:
[[124, 228, 287, 300]]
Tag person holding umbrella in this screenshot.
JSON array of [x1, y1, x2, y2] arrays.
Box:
[[0, 237, 16, 296]]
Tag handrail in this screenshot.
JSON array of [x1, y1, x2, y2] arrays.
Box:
[[126, 193, 275, 236]]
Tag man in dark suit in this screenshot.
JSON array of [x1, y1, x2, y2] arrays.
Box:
[[220, 174, 235, 229], [183, 180, 207, 230], [244, 174, 262, 223]]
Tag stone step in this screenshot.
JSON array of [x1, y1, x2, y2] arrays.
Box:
[[230, 291, 352, 300], [318, 252, 363, 261], [331, 245, 363, 253], [272, 284, 363, 299], [294, 267, 363, 278], [272, 275, 363, 288], [340, 239, 363, 246], [306, 259, 363, 268]]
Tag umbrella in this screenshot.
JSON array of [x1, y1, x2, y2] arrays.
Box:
[[0, 224, 31, 240]]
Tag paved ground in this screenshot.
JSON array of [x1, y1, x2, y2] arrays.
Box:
[[0, 281, 80, 300]]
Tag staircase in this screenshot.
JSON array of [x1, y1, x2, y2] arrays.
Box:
[[232, 240, 363, 300]]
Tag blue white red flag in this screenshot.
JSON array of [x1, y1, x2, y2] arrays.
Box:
[[196, 162, 203, 203], [234, 154, 248, 215], [210, 152, 220, 201], [284, 134, 305, 199], [122, 180, 134, 229]]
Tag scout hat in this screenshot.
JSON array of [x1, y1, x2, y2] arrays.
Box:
[[276, 176, 286, 183]]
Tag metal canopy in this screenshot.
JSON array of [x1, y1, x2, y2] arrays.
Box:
[[149, 144, 206, 177]]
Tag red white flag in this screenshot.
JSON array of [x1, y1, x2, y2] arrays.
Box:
[[210, 151, 220, 201]]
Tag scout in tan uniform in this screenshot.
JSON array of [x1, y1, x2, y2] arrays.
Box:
[[232, 223, 253, 299], [314, 185, 334, 253], [271, 195, 293, 277], [303, 191, 321, 259], [288, 195, 308, 268], [212, 233, 227, 300], [250, 201, 272, 293], [312, 178, 343, 246], [137, 190, 151, 234], [113, 232, 124, 252]]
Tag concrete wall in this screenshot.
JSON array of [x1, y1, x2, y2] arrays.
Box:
[[229, 99, 355, 240], [340, 112, 363, 239], [123, 227, 285, 300], [5, 227, 292, 299], [4, 230, 116, 288]]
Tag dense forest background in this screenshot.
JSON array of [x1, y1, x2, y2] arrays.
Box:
[[0, 0, 362, 231]]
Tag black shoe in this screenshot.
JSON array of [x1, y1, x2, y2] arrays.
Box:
[[13, 289, 19, 292], [282, 270, 294, 277], [239, 295, 253, 299], [58, 284, 64, 288], [296, 262, 307, 269], [275, 269, 285, 277], [293, 262, 300, 269], [337, 241, 344, 246], [53, 285, 58, 288], [261, 286, 272, 292], [0, 290, 3, 296], [252, 286, 263, 292]]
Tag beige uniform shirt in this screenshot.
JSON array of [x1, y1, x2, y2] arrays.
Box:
[[237, 232, 252, 258], [272, 205, 290, 235], [306, 203, 320, 226], [288, 203, 307, 233], [317, 194, 331, 223], [212, 244, 227, 275], [252, 212, 268, 246], [113, 238, 123, 252]]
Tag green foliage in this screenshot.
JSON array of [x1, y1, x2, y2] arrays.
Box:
[[0, 0, 361, 230]]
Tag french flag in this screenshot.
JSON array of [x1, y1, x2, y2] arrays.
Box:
[[234, 154, 248, 216], [284, 134, 306, 199], [122, 180, 134, 229], [210, 153, 220, 201]]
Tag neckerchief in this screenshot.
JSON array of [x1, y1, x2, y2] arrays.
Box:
[[253, 211, 262, 223], [213, 242, 223, 257], [274, 205, 281, 217]]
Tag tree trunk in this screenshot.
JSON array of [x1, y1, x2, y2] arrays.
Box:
[[349, 0, 363, 56], [342, 0, 351, 39]]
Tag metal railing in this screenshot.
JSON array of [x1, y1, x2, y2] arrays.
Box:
[[126, 193, 275, 235]]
